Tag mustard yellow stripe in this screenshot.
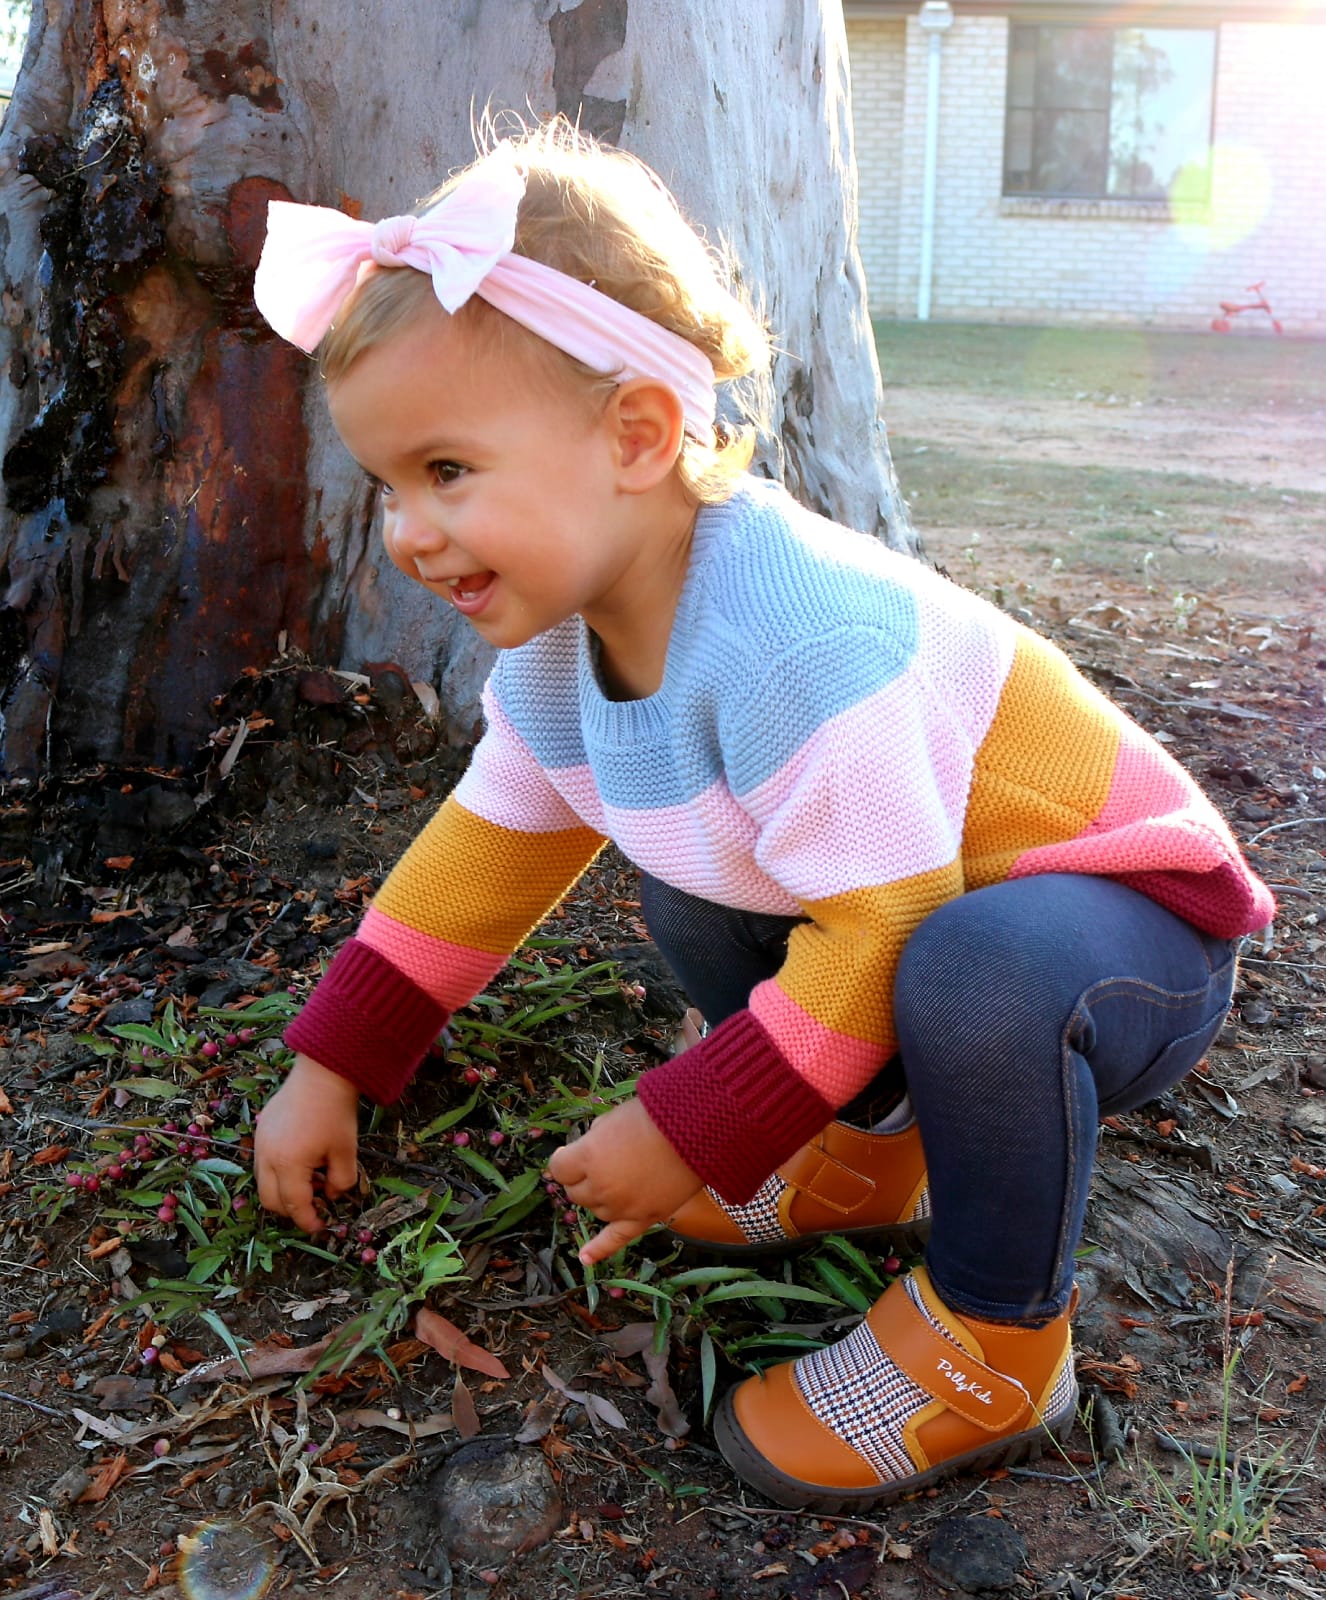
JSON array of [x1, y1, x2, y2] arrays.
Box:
[[963, 628, 1121, 888], [781, 861, 965, 1055], [373, 796, 605, 953]]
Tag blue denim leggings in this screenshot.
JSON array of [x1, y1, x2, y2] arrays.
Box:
[[640, 871, 1237, 1323]]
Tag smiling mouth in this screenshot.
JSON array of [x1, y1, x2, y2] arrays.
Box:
[[443, 571, 496, 614]]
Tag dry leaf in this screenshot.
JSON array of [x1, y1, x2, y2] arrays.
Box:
[[541, 1365, 627, 1433], [0, 1086, 13, 1115], [452, 1373, 481, 1440], [515, 1392, 566, 1444], [76, 1452, 133, 1503], [178, 1328, 338, 1385], [642, 1346, 689, 1439], [414, 1306, 509, 1379], [342, 1408, 453, 1438]]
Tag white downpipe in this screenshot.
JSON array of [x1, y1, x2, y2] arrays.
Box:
[[916, 4, 953, 321]]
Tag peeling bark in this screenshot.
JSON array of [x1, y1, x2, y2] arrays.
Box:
[[0, 0, 912, 779]]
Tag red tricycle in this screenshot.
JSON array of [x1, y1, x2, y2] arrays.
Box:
[[1211, 281, 1283, 334]]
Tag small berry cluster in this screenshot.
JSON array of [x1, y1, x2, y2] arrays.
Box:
[[325, 1223, 379, 1265]]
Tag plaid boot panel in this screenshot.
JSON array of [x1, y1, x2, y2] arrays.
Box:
[[713, 1175, 788, 1244], [792, 1275, 943, 1481]]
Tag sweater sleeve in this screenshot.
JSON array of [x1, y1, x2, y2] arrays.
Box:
[[638, 632, 972, 1201], [287, 685, 606, 1101]]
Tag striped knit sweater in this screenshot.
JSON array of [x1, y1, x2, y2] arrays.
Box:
[[287, 478, 1274, 1202]]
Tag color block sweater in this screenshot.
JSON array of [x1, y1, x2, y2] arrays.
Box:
[[286, 478, 1274, 1203]]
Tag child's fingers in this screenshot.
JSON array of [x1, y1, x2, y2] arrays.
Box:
[[264, 1165, 322, 1234], [578, 1216, 647, 1265], [545, 1143, 583, 1188], [282, 1180, 323, 1235], [323, 1148, 359, 1201]]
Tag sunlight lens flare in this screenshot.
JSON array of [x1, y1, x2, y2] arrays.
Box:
[[178, 1520, 276, 1600], [1175, 142, 1273, 254]]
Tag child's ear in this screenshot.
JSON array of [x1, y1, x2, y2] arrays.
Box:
[[609, 379, 686, 492]]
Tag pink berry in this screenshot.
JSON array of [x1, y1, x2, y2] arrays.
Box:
[[527, 1127, 544, 1138], [66, 1173, 84, 1189], [482, 1065, 498, 1081], [163, 1123, 179, 1134], [452, 1131, 470, 1147], [187, 1123, 202, 1136], [607, 1286, 625, 1299], [140, 1347, 159, 1366], [462, 1067, 482, 1086], [106, 1164, 125, 1182], [331, 1223, 348, 1239], [153, 1438, 171, 1457], [157, 1205, 177, 1223], [224, 1033, 239, 1047], [356, 1228, 374, 1244], [882, 1255, 902, 1276], [238, 1027, 256, 1044], [563, 1208, 578, 1225], [359, 1247, 377, 1265], [83, 1176, 100, 1194], [232, 1197, 247, 1213], [177, 1141, 192, 1155], [162, 1192, 177, 1205], [200, 1041, 219, 1059], [118, 1149, 134, 1164]]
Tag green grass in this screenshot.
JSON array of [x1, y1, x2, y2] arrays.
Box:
[[889, 440, 1326, 591], [873, 320, 1326, 414]]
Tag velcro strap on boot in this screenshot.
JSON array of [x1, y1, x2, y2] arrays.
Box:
[[866, 1290, 1031, 1434], [781, 1143, 875, 1216]]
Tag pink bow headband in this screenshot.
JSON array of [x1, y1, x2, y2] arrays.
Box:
[[253, 151, 719, 441]]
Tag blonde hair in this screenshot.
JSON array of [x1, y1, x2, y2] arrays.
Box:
[[319, 117, 770, 504]]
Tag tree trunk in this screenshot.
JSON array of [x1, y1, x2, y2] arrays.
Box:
[[0, 0, 912, 780]]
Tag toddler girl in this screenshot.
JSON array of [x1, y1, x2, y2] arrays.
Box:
[[252, 120, 1273, 1512]]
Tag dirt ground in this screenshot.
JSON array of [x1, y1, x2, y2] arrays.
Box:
[[1, 325, 1323, 1600]]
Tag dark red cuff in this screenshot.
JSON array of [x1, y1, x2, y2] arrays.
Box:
[[284, 937, 449, 1104], [636, 1009, 833, 1204]]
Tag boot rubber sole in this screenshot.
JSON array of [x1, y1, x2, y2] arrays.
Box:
[[713, 1384, 1079, 1513]]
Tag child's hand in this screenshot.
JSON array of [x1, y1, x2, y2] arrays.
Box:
[[547, 1096, 703, 1265], [254, 1054, 362, 1233]]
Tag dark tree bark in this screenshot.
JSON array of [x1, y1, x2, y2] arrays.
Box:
[[0, 0, 912, 780]]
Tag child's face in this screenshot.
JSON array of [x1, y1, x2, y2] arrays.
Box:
[[328, 307, 643, 652]]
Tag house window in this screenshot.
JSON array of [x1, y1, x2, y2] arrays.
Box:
[[1004, 25, 1216, 201]]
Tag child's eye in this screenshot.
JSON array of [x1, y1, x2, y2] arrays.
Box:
[[430, 460, 467, 487]]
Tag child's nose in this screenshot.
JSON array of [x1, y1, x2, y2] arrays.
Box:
[[385, 501, 447, 562]]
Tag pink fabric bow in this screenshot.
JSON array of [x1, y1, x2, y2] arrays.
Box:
[[254, 152, 718, 440], [254, 158, 524, 355]]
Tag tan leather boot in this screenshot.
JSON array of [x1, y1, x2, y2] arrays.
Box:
[[667, 1117, 930, 1256], [714, 1266, 1078, 1511]]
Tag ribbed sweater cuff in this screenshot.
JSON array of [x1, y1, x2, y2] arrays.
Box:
[[637, 1009, 833, 1205], [284, 937, 449, 1104]]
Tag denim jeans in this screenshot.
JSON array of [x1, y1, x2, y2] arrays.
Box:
[[641, 871, 1237, 1324]]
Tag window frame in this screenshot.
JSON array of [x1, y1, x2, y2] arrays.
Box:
[[1001, 22, 1219, 205]]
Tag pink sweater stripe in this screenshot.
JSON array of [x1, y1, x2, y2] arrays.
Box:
[[748, 980, 882, 1105], [358, 907, 508, 1010]]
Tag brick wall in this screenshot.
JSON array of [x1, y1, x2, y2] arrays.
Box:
[[846, 16, 1326, 332], [845, 17, 907, 317]]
